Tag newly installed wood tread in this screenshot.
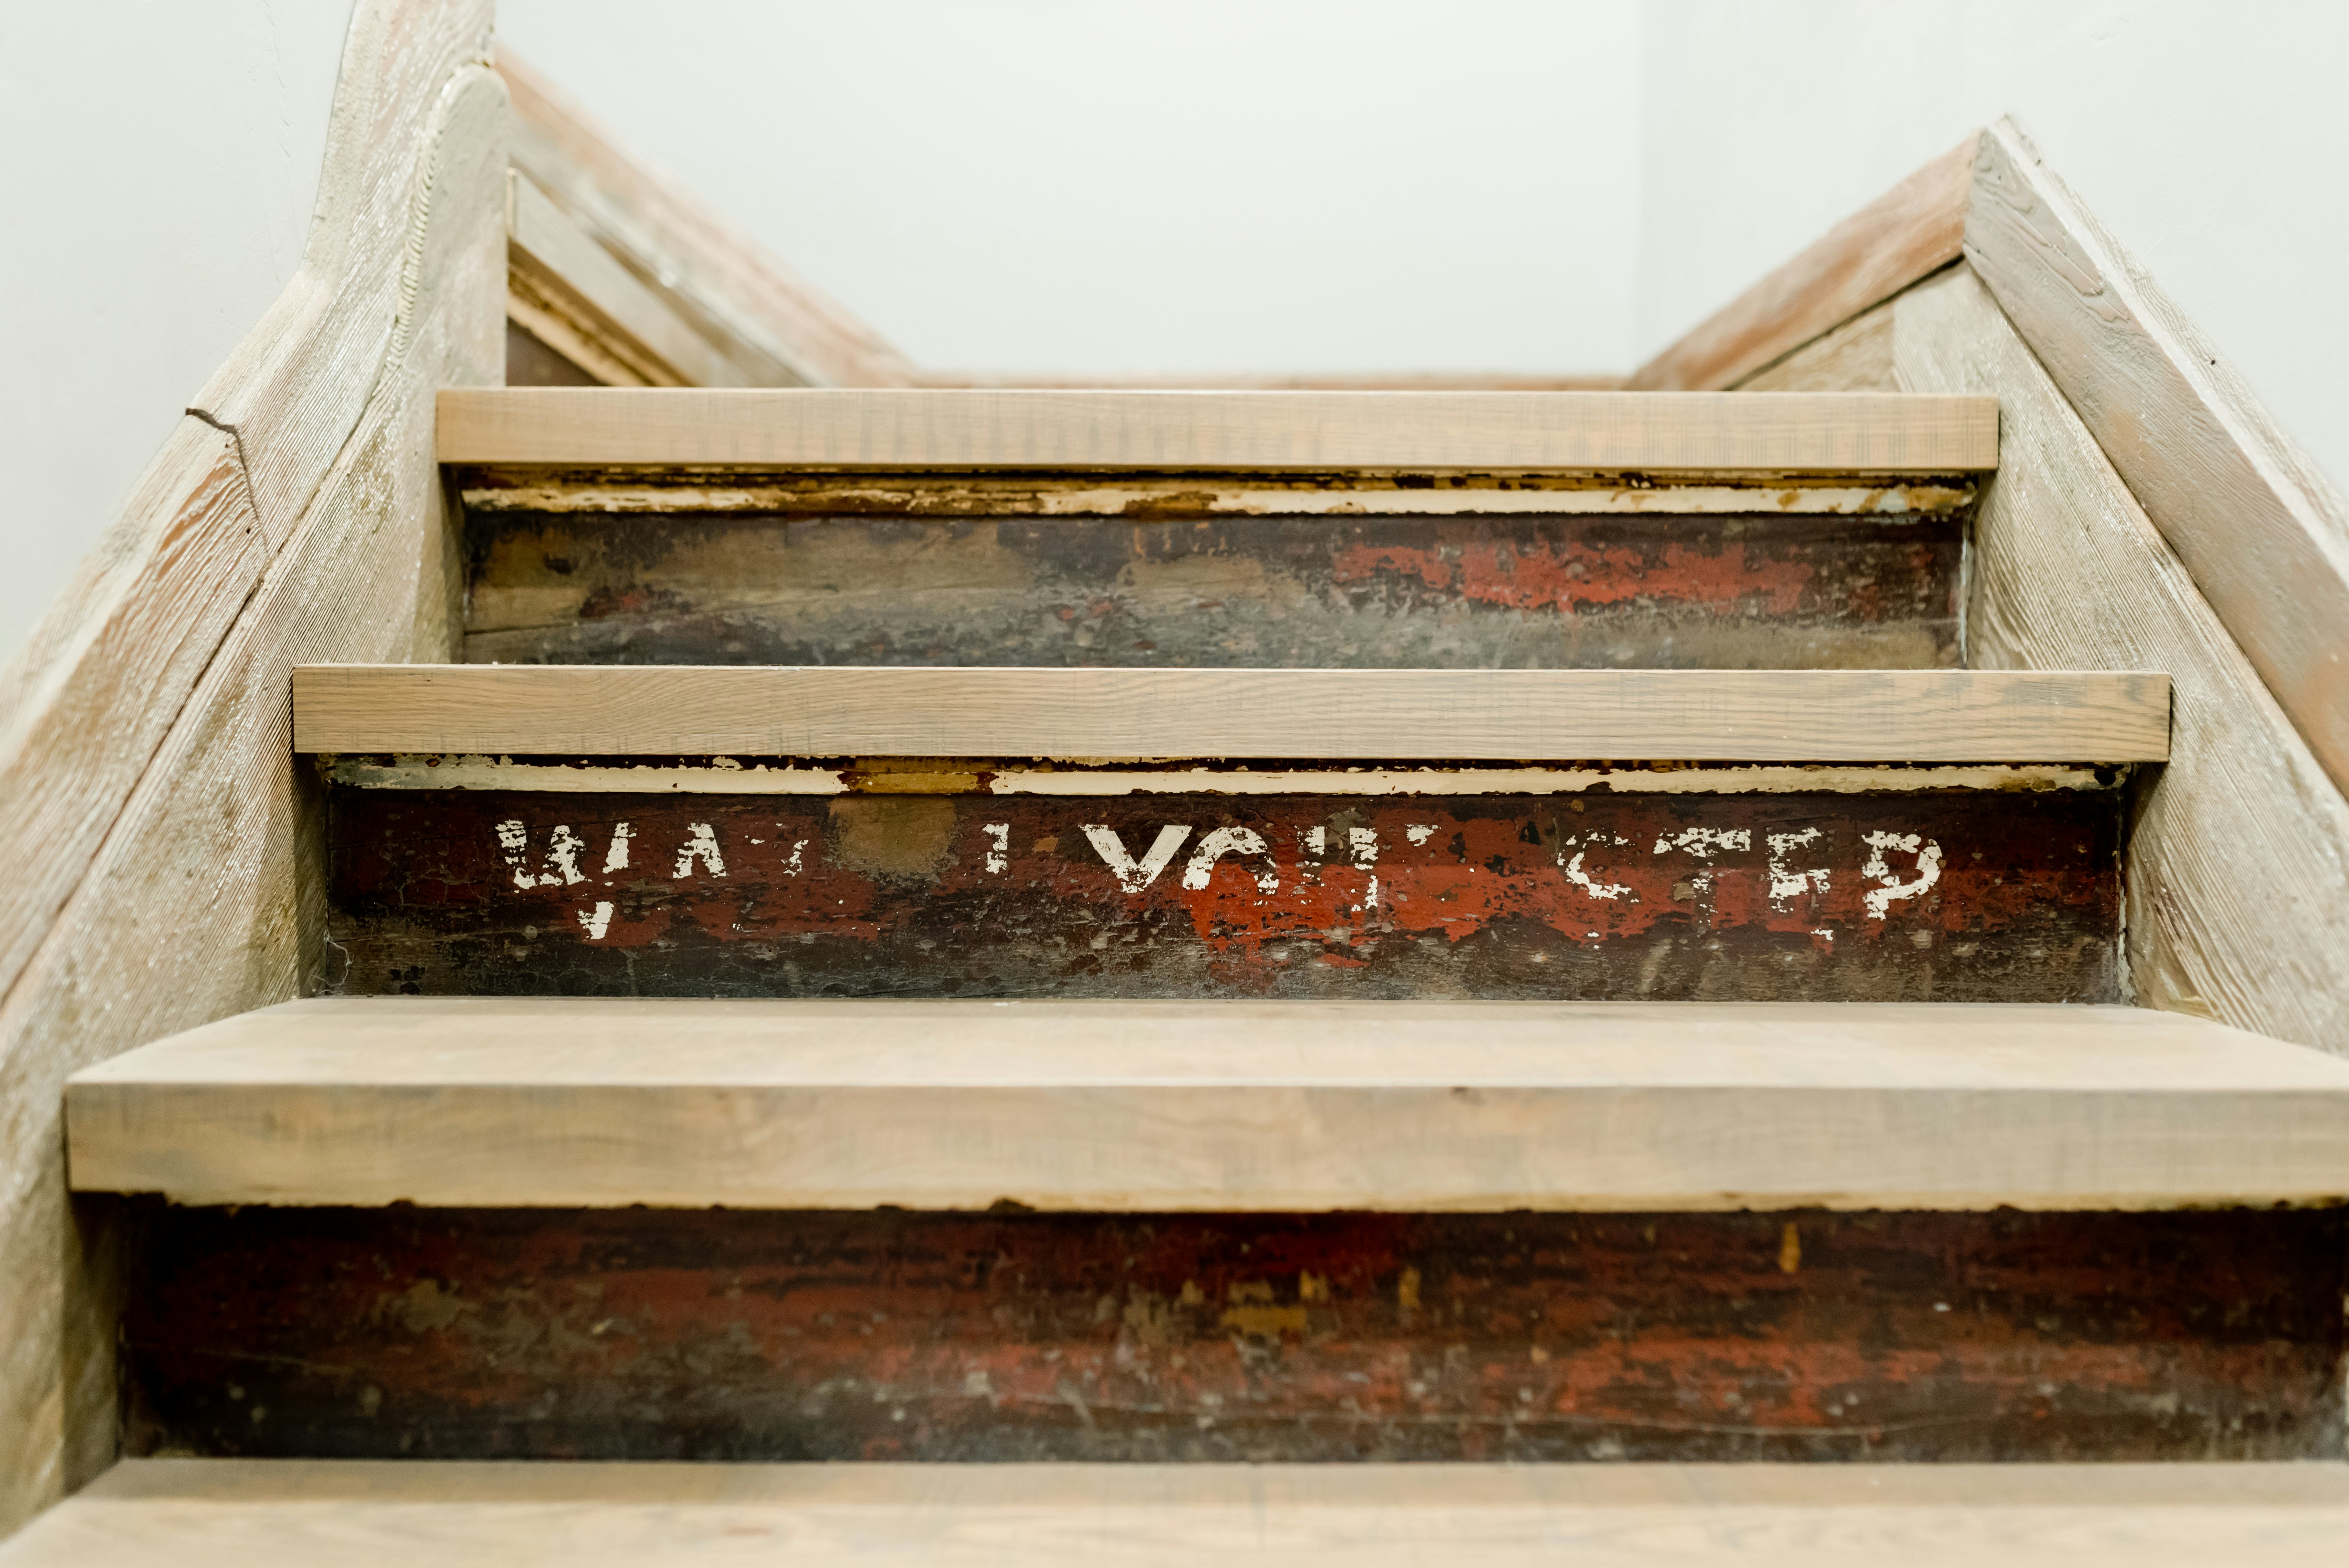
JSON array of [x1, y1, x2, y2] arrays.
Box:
[[66, 999, 2349, 1211], [291, 666, 2170, 761], [437, 387, 1999, 472], [10, 1459, 2349, 1566]]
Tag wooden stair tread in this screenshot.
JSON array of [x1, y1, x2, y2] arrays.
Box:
[[290, 665, 2170, 761], [10, 1459, 2349, 1566], [435, 387, 2000, 473], [68, 999, 2349, 1210]]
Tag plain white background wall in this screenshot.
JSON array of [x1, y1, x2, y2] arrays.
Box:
[[0, 1, 353, 670], [495, 0, 1647, 376], [4, 0, 2343, 665], [1640, 0, 2349, 504]]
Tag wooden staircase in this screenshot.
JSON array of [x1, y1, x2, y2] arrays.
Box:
[[16, 387, 2349, 1562]]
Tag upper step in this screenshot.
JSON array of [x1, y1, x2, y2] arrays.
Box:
[[438, 388, 2000, 473], [10, 1459, 2349, 1566], [446, 389, 1989, 672], [67, 999, 2349, 1211], [291, 666, 2169, 761]]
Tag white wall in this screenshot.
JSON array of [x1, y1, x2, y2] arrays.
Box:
[[0, 0, 352, 669], [494, 0, 1646, 377], [1640, 0, 2349, 495]]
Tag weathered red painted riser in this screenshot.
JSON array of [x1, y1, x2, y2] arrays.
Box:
[[462, 509, 1960, 669], [327, 787, 2123, 1001], [119, 1206, 2346, 1464]]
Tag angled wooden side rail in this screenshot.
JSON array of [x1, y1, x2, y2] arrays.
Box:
[[504, 171, 752, 390], [288, 666, 2168, 762]]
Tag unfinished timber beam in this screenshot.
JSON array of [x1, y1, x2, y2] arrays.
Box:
[[289, 666, 2167, 762], [435, 388, 1998, 474], [65, 998, 2349, 1212]]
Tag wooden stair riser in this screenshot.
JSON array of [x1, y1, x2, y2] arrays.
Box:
[[328, 785, 2123, 1001], [118, 1205, 2346, 1464], [461, 506, 1962, 670]]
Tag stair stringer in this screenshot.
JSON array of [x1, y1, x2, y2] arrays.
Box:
[[0, 0, 505, 1539]]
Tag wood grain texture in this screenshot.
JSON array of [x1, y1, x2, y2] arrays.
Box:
[[0, 2, 506, 1537], [498, 49, 912, 390], [1629, 137, 1975, 393], [65, 998, 2349, 1212], [9, 1459, 2349, 1567], [505, 171, 750, 390], [1964, 121, 2349, 798], [436, 387, 2000, 473], [1894, 265, 2349, 1055], [290, 665, 2167, 761]]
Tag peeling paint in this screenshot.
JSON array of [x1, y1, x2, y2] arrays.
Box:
[[330, 755, 2123, 797]]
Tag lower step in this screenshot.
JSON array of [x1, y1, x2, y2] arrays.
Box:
[[113, 1204, 2345, 1463], [12, 1460, 2349, 1565]]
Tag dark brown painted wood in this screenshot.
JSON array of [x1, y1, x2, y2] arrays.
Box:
[[119, 1205, 2347, 1463], [462, 508, 1960, 670], [325, 786, 2124, 1002]]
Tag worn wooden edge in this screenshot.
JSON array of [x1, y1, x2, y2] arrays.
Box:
[[450, 472, 1978, 517], [0, 1, 507, 1540], [323, 755, 2115, 796], [1964, 120, 2349, 798], [287, 666, 2169, 762], [506, 171, 749, 390], [1629, 136, 1977, 394], [62, 998, 2349, 1212], [496, 48, 911, 390], [7, 1459, 2349, 1568], [435, 388, 1999, 472]]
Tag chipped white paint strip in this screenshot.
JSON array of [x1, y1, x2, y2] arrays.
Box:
[[673, 822, 727, 878], [1652, 826, 1751, 860], [458, 481, 1975, 518], [1861, 830, 1943, 919], [601, 822, 632, 873], [984, 823, 1011, 874], [1558, 832, 1636, 901], [495, 818, 532, 888], [1182, 826, 1280, 894], [540, 825, 586, 886], [576, 902, 614, 940], [1082, 823, 1193, 893], [330, 756, 2118, 797], [1768, 828, 1831, 909]]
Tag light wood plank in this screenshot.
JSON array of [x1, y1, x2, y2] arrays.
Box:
[[65, 999, 2349, 1212], [8, 1459, 2349, 1568], [434, 387, 1999, 472], [1896, 265, 2349, 1057], [498, 50, 912, 390], [289, 665, 2167, 762], [506, 171, 752, 390], [0, 2, 505, 1536], [1629, 136, 1975, 393], [1964, 121, 2349, 798]]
